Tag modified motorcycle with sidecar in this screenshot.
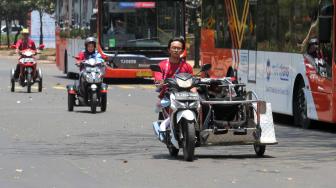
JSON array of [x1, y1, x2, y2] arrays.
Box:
[[67, 57, 108, 113], [151, 64, 277, 161], [10, 44, 45, 93]]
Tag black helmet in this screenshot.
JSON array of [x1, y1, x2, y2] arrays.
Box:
[[85, 37, 96, 46], [308, 38, 319, 46]]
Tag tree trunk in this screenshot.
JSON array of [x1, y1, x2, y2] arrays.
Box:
[[14, 30, 21, 44], [6, 19, 10, 47], [39, 10, 43, 45]]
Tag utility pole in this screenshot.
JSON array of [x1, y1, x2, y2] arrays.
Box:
[[193, 9, 201, 68], [187, 0, 201, 68]]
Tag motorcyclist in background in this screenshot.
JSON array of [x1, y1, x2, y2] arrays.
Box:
[[13, 28, 37, 79]]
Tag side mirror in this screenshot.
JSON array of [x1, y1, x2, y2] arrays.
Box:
[[201, 63, 212, 72], [39, 44, 45, 50], [10, 44, 16, 49], [73, 56, 80, 60], [318, 16, 332, 43], [149, 64, 161, 72]]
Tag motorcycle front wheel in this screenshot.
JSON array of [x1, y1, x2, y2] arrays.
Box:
[[182, 121, 196, 161], [27, 73, 32, 93], [91, 92, 97, 114]]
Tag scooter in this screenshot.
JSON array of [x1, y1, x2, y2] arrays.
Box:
[[151, 64, 211, 161], [10, 44, 45, 93], [67, 57, 108, 113]]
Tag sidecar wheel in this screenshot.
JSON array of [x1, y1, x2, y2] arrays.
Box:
[[254, 144, 266, 157], [68, 93, 75, 111], [11, 79, 15, 92], [100, 94, 107, 112], [182, 121, 196, 161], [38, 78, 43, 92]]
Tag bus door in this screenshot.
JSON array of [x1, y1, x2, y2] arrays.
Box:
[[247, 1, 257, 84]]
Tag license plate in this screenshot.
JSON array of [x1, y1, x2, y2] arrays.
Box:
[[136, 71, 153, 77], [175, 92, 199, 100]]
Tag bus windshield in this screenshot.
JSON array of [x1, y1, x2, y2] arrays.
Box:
[[101, 0, 184, 50]]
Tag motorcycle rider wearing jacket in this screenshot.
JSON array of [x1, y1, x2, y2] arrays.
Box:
[[76, 37, 105, 94], [14, 28, 37, 79], [154, 37, 193, 139]]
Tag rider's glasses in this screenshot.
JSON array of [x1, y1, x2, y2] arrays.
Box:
[[170, 47, 183, 52]]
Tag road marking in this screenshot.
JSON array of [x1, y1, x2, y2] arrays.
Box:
[[8, 86, 39, 90], [117, 85, 136, 89], [139, 85, 155, 89], [53, 86, 66, 90]]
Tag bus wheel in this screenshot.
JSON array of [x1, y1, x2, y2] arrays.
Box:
[[293, 82, 311, 129]]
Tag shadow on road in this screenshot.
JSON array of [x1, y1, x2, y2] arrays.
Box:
[[73, 110, 105, 114], [273, 113, 336, 133], [152, 154, 274, 161]]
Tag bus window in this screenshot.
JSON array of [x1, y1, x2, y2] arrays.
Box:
[[319, 0, 333, 78], [101, 0, 184, 50], [242, 0, 256, 50], [202, 0, 215, 30], [257, 0, 321, 53]]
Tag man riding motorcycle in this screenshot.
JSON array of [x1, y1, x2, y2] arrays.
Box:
[[14, 28, 37, 79], [154, 37, 193, 138]]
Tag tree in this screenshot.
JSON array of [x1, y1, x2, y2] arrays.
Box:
[[0, 0, 34, 47]]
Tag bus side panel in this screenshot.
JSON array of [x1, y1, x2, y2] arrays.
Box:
[[251, 52, 291, 115], [55, 28, 67, 72], [67, 39, 85, 74]]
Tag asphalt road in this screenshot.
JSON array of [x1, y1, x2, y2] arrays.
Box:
[[0, 57, 335, 188]]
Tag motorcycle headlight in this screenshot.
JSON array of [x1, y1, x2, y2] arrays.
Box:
[[172, 99, 187, 109], [91, 84, 97, 90], [188, 101, 200, 109], [176, 78, 193, 88]]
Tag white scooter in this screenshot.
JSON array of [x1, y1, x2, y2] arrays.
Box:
[[151, 64, 211, 161]]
